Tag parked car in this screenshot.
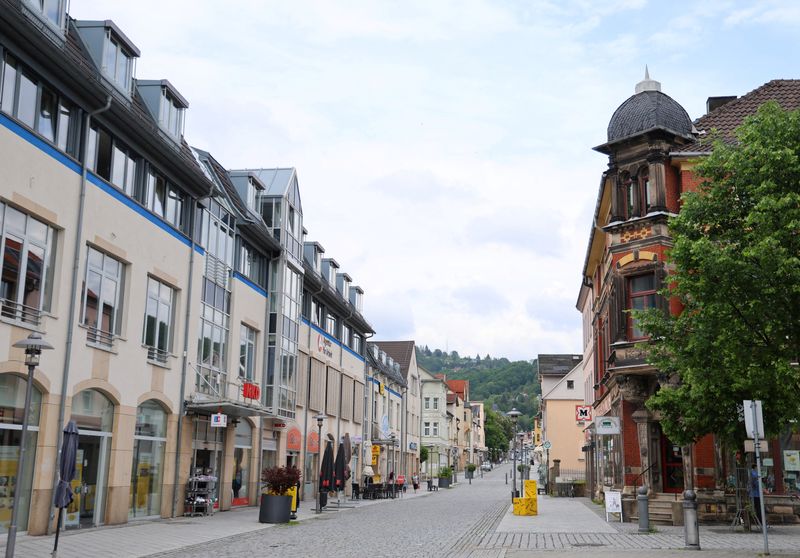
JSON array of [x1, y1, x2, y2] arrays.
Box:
[[481, 462, 492, 471]]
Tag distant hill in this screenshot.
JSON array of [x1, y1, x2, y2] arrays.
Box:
[[415, 346, 539, 430]]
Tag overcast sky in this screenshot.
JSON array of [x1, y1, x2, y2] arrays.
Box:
[[71, 1, 800, 360]]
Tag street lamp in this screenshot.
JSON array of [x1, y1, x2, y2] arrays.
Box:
[[507, 408, 521, 501], [389, 433, 396, 497], [314, 413, 325, 514], [7, 332, 52, 558]]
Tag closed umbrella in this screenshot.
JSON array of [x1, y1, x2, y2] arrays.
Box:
[[333, 442, 346, 491], [343, 433, 352, 481], [319, 440, 335, 491], [52, 421, 79, 557]]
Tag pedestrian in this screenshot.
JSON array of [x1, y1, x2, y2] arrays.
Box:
[[412, 473, 420, 492], [750, 464, 765, 527]]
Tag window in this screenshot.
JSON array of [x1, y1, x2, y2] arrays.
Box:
[[197, 276, 231, 395], [351, 334, 362, 354], [27, 0, 65, 28], [144, 168, 185, 230], [111, 143, 138, 196], [103, 32, 133, 91], [341, 324, 350, 345], [82, 247, 124, 346], [432, 422, 439, 436], [424, 397, 430, 410], [143, 277, 174, 363], [201, 199, 235, 268], [433, 397, 439, 410], [310, 299, 321, 326], [325, 313, 336, 337], [159, 89, 185, 137], [1, 53, 79, 156], [239, 324, 256, 381], [622, 168, 652, 219], [0, 203, 56, 324], [88, 125, 140, 199], [628, 274, 657, 339], [238, 242, 267, 289], [424, 422, 430, 436], [566, 380, 574, 390]]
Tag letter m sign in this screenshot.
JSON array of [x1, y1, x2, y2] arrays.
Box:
[[575, 405, 592, 422]]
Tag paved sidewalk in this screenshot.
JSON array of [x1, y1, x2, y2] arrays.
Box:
[[2, 487, 434, 558]]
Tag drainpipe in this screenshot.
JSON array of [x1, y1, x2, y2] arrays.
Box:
[[363, 332, 374, 476], [171, 194, 208, 517], [48, 96, 112, 534]]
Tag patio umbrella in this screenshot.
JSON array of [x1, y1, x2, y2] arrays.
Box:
[[320, 440, 335, 491], [343, 433, 352, 481], [333, 441, 346, 491], [52, 420, 79, 557]]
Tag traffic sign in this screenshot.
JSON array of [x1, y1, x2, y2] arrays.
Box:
[[543, 441, 551, 450]]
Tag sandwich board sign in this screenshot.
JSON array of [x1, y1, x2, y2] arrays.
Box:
[[605, 490, 623, 522]]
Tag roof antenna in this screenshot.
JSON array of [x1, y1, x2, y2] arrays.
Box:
[[635, 65, 661, 94]]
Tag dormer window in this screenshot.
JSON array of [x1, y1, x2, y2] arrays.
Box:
[[314, 250, 321, 274], [103, 32, 133, 91], [26, 0, 65, 29], [245, 178, 262, 211], [159, 88, 185, 138], [350, 287, 364, 313]]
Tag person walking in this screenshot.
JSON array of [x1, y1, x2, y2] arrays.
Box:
[[750, 464, 765, 528]]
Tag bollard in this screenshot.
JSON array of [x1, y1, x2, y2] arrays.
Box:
[[637, 485, 649, 533], [683, 490, 700, 550], [505, 472, 508, 485]]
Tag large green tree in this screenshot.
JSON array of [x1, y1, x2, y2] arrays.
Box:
[[484, 408, 515, 459], [640, 102, 800, 447]]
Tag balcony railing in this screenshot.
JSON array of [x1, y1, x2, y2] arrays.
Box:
[[86, 326, 114, 349], [0, 299, 41, 326], [146, 346, 169, 365], [196, 365, 227, 398]]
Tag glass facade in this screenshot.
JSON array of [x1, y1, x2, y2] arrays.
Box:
[[0, 374, 42, 533], [129, 401, 166, 519], [232, 421, 252, 505]]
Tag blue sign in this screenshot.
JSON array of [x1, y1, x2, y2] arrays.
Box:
[[409, 442, 418, 450]]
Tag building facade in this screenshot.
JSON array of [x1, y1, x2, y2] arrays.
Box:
[[419, 366, 449, 478]]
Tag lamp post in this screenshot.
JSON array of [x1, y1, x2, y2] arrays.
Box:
[[314, 413, 325, 514], [7, 333, 52, 558], [507, 408, 521, 501], [389, 433, 396, 497]]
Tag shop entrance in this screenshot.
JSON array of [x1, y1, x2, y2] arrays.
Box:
[[661, 433, 684, 493], [191, 416, 224, 508]]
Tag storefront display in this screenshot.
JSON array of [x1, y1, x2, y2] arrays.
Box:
[[129, 401, 167, 519], [191, 416, 224, 509], [0, 374, 41, 534]]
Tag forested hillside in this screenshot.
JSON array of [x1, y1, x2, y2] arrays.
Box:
[[416, 346, 539, 430]]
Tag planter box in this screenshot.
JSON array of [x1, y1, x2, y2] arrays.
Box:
[[438, 478, 451, 489], [259, 494, 292, 524]]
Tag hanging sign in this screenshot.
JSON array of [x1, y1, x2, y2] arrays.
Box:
[[210, 413, 227, 428], [287, 427, 302, 451], [242, 382, 261, 400], [596, 416, 620, 435], [371, 445, 381, 466], [575, 405, 592, 422]]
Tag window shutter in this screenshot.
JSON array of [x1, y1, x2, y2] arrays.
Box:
[[656, 264, 669, 315], [610, 273, 627, 342]]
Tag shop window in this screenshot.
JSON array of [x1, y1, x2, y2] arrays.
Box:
[[232, 421, 252, 506], [0, 203, 57, 325], [0, 374, 42, 532], [130, 401, 166, 519]]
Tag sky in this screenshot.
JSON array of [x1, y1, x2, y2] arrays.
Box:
[[70, 1, 800, 361]]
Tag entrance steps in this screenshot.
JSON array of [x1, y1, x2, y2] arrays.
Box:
[[629, 493, 682, 526]]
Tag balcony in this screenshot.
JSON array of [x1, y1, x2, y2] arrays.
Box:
[[189, 365, 271, 418], [1, 299, 41, 326], [607, 340, 651, 373]]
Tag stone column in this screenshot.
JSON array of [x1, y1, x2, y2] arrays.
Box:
[[682, 444, 695, 491], [632, 407, 653, 490]]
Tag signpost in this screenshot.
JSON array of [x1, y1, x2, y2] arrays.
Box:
[[605, 490, 623, 523], [744, 399, 769, 555]]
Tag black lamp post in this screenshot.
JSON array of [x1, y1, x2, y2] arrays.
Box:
[[7, 332, 53, 558], [389, 433, 396, 496], [314, 413, 325, 514], [507, 408, 521, 501]]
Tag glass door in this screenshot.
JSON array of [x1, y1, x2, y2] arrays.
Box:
[[66, 433, 110, 529]]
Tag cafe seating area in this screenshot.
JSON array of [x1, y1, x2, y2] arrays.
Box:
[[351, 482, 404, 500]]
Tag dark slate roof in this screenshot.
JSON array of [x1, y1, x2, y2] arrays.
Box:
[[366, 343, 407, 387], [375, 341, 415, 380], [673, 80, 800, 154], [537, 354, 582, 376], [607, 90, 693, 144]]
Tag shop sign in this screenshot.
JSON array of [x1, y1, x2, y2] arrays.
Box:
[[307, 431, 320, 453], [783, 450, 800, 471], [242, 382, 261, 400], [409, 442, 418, 450], [352, 435, 362, 444], [287, 427, 302, 451], [317, 334, 334, 358], [596, 416, 620, 435], [210, 413, 227, 428], [575, 405, 592, 422], [371, 445, 381, 466], [273, 422, 287, 430]]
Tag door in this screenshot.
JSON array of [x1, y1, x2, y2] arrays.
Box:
[[66, 434, 110, 528], [661, 434, 684, 493]]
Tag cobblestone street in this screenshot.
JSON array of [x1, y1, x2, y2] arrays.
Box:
[[8, 463, 800, 557]]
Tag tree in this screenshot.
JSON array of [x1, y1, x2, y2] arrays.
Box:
[[420, 446, 428, 464], [484, 408, 515, 455], [640, 102, 800, 448]]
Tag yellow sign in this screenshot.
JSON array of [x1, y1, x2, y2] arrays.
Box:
[[513, 497, 538, 516], [287, 485, 298, 513], [371, 445, 381, 466], [378, 382, 385, 395]]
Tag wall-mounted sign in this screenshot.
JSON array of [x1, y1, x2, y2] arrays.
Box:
[[371, 445, 381, 466], [307, 431, 320, 453], [272, 422, 287, 430], [575, 405, 592, 422], [317, 334, 334, 358], [378, 382, 385, 395], [287, 427, 302, 451], [595, 416, 620, 435], [409, 442, 418, 450], [210, 413, 227, 428], [242, 382, 261, 400]]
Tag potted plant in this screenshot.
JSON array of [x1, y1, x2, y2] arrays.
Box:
[[259, 465, 301, 524], [438, 466, 453, 489], [465, 463, 477, 479]]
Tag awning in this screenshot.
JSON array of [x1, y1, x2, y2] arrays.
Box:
[[186, 397, 273, 418]]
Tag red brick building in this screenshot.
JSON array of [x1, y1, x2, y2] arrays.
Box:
[[579, 74, 800, 511]]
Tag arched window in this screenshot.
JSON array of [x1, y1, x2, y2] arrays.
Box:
[[130, 400, 167, 519], [0, 374, 42, 532], [71, 388, 114, 431]]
